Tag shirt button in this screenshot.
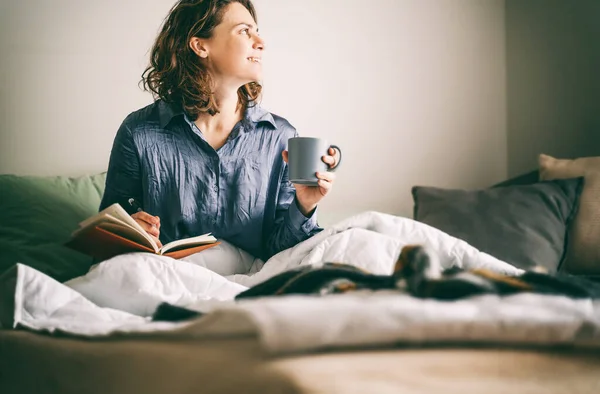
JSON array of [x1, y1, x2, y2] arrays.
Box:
[[213, 185, 219, 192]]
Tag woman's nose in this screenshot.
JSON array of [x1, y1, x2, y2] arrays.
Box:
[[253, 35, 265, 51]]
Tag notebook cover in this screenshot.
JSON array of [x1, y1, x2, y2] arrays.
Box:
[[65, 226, 219, 261]]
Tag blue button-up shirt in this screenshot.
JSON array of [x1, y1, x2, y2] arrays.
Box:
[[100, 100, 322, 260]]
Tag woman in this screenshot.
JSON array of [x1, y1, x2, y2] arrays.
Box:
[[100, 0, 339, 261]]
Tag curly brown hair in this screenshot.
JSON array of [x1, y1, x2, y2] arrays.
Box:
[[141, 0, 262, 119]]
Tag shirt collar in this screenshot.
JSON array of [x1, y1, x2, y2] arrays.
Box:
[[157, 100, 277, 130], [157, 100, 184, 129], [245, 104, 278, 130]]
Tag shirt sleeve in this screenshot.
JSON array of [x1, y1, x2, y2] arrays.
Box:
[[99, 120, 142, 214], [264, 160, 322, 259]]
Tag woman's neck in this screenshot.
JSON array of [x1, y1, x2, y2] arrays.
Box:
[[194, 87, 244, 136]]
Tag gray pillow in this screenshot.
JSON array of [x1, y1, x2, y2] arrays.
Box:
[[412, 178, 583, 272]]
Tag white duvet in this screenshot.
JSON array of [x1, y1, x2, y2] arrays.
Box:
[[2, 211, 600, 355]]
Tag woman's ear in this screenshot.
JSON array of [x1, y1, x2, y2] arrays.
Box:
[[189, 37, 209, 58]]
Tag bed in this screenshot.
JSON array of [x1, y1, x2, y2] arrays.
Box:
[[2, 330, 600, 394], [1, 153, 600, 393]]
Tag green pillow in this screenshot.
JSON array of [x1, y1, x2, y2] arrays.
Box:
[[0, 172, 106, 282]]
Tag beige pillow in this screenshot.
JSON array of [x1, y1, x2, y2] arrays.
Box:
[[539, 154, 600, 274]]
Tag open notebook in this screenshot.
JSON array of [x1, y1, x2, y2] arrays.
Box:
[[65, 203, 219, 260]]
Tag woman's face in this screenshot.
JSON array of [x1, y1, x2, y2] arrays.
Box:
[[201, 2, 265, 87]]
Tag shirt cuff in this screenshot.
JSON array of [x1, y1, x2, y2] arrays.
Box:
[[286, 198, 319, 236]]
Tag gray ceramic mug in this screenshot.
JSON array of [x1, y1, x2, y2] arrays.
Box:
[[287, 137, 342, 185]]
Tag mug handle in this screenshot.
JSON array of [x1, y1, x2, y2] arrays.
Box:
[[327, 145, 342, 172]]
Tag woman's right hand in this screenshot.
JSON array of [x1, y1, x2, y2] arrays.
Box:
[[131, 211, 162, 248]]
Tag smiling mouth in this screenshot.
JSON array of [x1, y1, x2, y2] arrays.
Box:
[[247, 57, 261, 63]]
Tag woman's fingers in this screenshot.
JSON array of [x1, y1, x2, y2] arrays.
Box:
[[132, 211, 160, 226], [321, 155, 335, 167], [151, 235, 163, 249], [322, 152, 342, 169], [321, 148, 341, 169], [317, 179, 333, 192], [135, 219, 160, 238], [132, 211, 161, 237], [132, 212, 157, 224], [316, 171, 335, 193], [316, 171, 336, 183]]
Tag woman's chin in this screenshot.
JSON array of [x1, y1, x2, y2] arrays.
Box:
[[238, 76, 262, 86]]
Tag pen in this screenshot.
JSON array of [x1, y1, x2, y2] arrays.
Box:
[[128, 198, 143, 213], [127, 197, 156, 231], [128, 197, 157, 229]]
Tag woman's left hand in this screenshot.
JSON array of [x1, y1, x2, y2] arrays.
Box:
[[282, 147, 340, 217]]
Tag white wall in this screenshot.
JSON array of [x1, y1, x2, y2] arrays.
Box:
[[506, 0, 600, 177], [0, 0, 507, 223]]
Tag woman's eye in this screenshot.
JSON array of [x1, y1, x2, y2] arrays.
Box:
[[241, 28, 249, 35]]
